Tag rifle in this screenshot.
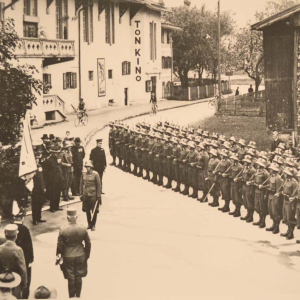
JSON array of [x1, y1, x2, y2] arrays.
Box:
[[233, 165, 246, 181], [221, 163, 233, 177], [274, 180, 286, 197], [257, 175, 272, 190], [246, 170, 258, 186], [203, 183, 215, 202]]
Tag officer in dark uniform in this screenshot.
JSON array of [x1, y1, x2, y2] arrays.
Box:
[[162, 135, 173, 189], [129, 129, 138, 175], [151, 133, 163, 185], [141, 130, 150, 179], [178, 139, 189, 194], [108, 122, 117, 166], [13, 209, 34, 299], [56, 208, 91, 298], [196, 142, 209, 202], [145, 132, 155, 180], [71, 137, 85, 196], [171, 137, 182, 192], [134, 129, 143, 177], [43, 145, 64, 212], [122, 126, 131, 172], [32, 164, 46, 225], [187, 141, 198, 198], [90, 139, 107, 194]]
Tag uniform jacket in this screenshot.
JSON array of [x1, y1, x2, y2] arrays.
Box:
[[56, 223, 91, 258], [32, 169, 45, 195], [61, 151, 73, 173], [90, 147, 107, 172], [0, 241, 27, 288], [71, 145, 85, 170], [14, 223, 34, 266], [43, 155, 64, 183], [80, 170, 101, 198]]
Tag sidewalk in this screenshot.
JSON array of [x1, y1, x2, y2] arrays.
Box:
[[32, 98, 210, 147]]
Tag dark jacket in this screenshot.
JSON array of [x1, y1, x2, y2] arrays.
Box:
[[90, 147, 107, 172], [32, 169, 45, 195], [270, 138, 282, 152], [71, 145, 85, 170], [43, 155, 64, 184]]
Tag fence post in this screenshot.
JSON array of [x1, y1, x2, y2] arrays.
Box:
[[197, 86, 200, 99], [188, 87, 191, 101], [205, 85, 208, 98]]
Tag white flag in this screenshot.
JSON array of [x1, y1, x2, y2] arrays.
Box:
[[19, 111, 37, 191]]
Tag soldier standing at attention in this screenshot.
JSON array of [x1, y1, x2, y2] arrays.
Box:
[[90, 139, 107, 194], [61, 141, 74, 202], [56, 208, 91, 298], [71, 137, 85, 196], [108, 122, 117, 166]]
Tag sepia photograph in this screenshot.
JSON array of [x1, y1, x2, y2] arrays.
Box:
[[1, 0, 300, 299]]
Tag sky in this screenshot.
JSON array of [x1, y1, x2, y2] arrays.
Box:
[[163, 0, 297, 28]]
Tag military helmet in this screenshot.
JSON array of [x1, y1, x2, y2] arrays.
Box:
[[238, 139, 246, 147], [230, 153, 239, 161], [278, 143, 286, 150], [229, 136, 236, 143], [283, 149, 293, 158], [209, 148, 218, 157], [188, 141, 196, 148], [247, 148, 256, 157], [219, 135, 226, 142], [194, 136, 201, 143], [219, 149, 228, 158], [202, 131, 209, 138], [211, 132, 219, 140], [274, 148, 283, 155], [283, 167, 294, 177], [198, 142, 206, 150], [259, 151, 268, 161], [210, 140, 219, 149], [242, 155, 252, 164], [269, 163, 280, 172], [255, 158, 266, 168], [285, 158, 295, 168], [180, 139, 187, 146], [223, 141, 231, 150], [196, 128, 203, 136], [274, 155, 284, 165]]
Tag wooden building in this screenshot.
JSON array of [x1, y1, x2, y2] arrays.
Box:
[[252, 5, 300, 139]]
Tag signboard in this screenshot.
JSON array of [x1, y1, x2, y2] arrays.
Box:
[[225, 71, 233, 76], [97, 58, 106, 97]]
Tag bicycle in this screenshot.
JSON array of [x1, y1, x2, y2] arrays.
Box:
[[74, 110, 89, 127], [150, 103, 158, 115]]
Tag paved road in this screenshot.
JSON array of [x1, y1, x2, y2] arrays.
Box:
[[20, 102, 300, 299]]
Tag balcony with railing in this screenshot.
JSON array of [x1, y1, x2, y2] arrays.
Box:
[[15, 38, 75, 58]]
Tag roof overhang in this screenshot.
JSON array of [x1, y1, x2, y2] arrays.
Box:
[[162, 22, 182, 32], [118, 0, 170, 13], [251, 4, 300, 30]]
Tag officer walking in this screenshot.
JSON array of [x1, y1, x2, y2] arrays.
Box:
[[13, 209, 34, 299], [0, 224, 27, 299], [80, 161, 102, 231], [90, 139, 107, 194], [56, 208, 91, 298]]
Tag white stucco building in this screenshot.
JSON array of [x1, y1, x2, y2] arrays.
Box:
[[1, 0, 180, 125]]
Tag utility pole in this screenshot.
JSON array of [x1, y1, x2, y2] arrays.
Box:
[[217, 0, 221, 112]]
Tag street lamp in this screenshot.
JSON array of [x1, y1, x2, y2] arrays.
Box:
[[217, 0, 221, 112]]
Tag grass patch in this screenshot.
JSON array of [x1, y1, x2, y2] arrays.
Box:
[[191, 115, 272, 151]]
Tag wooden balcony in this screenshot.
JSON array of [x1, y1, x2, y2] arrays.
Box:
[[15, 38, 75, 58]]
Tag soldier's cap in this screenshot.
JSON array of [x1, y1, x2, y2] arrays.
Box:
[[198, 142, 206, 150], [283, 149, 294, 158], [274, 148, 283, 155], [163, 135, 170, 141], [255, 158, 266, 168], [229, 136, 236, 143], [96, 139, 103, 143], [274, 155, 284, 165], [223, 141, 231, 150], [49, 134, 55, 140], [202, 131, 209, 137], [84, 160, 94, 168], [269, 163, 280, 172], [196, 128, 203, 135], [209, 148, 218, 157], [67, 208, 77, 218], [179, 139, 187, 146], [249, 141, 257, 149], [34, 285, 57, 299], [0, 270, 21, 289], [219, 149, 228, 157], [74, 137, 82, 143], [230, 154, 239, 161], [247, 148, 256, 157], [188, 141, 196, 148], [283, 167, 294, 177], [238, 139, 246, 147], [41, 134, 49, 140], [278, 143, 286, 150], [285, 158, 295, 168], [210, 140, 219, 149], [219, 135, 226, 142], [5, 224, 18, 237], [211, 132, 219, 140], [242, 155, 252, 164]]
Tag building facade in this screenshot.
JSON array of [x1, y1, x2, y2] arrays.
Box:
[[1, 0, 179, 125]]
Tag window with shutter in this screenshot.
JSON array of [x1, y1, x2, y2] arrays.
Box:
[[63, 73, 67, 89], [72, 73, 77, 88]]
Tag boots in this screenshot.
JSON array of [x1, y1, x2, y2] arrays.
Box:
[[137, 168, 143, 177], [117, 159, 122, 168], [144, 171, 150, 180], [151, 173, 157, 184], [233, 207, 241, 217], [280, 226, 290, 237], [126, 164, 131, 173], [165, 178, 172, 189], [222, 201, 230, 213], [253, 214, 262, 226], [192, 188, 198, 199], [210, 196, 219, 207], [266, 220, 276, 232], [157, 175, 163, 186], [259, 215, 266, 228], [273, 221, 280, 234], [182, 185, 189, 195], [286, 225, 295, 240], [173, 182, 181, 192], [229, 208, 236, 215], [246, 211, 254, 223], [241, 211, 249, 221], [133, 165, 138, 176]]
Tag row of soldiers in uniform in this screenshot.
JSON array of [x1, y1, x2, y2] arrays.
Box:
[[109, 120, 300, 243]]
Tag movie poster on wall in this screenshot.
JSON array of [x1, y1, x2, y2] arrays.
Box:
[[97, 58, 106, 97]]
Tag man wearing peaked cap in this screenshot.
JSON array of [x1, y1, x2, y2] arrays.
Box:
[[90, 139, 107, 194], [56, 208, 91, 298], [0, 224, 27, 299]]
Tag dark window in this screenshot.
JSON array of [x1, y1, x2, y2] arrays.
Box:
[[162, 57, 172, 69], [167, 31, 170, 44], [23, 22, 38, 37], [111, 3, 115, 44], [108, 70, 113, 79], [63, 72, 77, 89], [150, 22, 157, 60], [122, 62, 131, 75], [161, 29, 164, 44], [88, 71, 94, 81], [55, 0, 68, 40], [83, 8, 87, 42], [105, 4, 110, 44], [43, 74, 52, 85], [89, 3, 93, 43]]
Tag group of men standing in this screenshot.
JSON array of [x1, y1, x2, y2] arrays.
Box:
[[109, 120, 300, 243]]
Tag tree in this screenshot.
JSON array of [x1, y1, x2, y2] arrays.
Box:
[[232, 0, 297, 97], [0, 19, 42, 144]]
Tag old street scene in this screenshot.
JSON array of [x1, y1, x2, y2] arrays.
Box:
[[2, 0, 300, 299]]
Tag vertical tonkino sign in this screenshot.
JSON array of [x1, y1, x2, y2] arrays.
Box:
[[135, 21, 141, 82]]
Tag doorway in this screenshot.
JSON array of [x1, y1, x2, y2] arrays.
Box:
[[151, 76, 156, 95], [124, 88, 128, 106]]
